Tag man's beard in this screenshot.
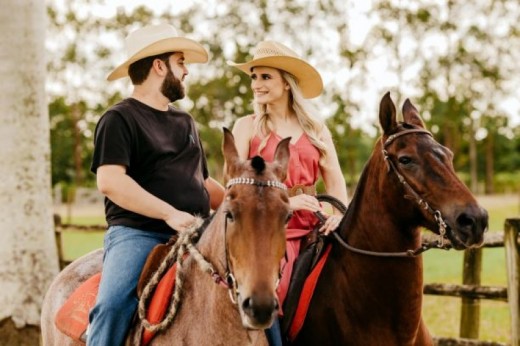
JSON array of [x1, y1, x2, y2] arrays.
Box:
[[161, 67, 185, 102]]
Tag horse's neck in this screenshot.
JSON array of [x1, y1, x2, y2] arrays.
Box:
[[196, 212, 228, 275], [333, 157, 424, 316], [342, 154, 423, 254]]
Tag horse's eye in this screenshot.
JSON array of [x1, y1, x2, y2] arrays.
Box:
[[286, 212, 293, 223], [225, 211, 235, 222], [398, 156, 412, 165]]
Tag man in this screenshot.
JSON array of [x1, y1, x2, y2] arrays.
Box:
[[88, 24, 224, 345]]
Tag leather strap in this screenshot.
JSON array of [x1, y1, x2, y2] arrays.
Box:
[[288, 184, 316, 197]]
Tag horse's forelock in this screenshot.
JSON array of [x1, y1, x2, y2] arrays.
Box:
[[250, 156, 266, 175]]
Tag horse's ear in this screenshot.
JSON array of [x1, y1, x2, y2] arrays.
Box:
[[272, 137, 291, 181], [379, 92, 397, 135], [222, 127, 239, 178], [402, 99, 425, 128]]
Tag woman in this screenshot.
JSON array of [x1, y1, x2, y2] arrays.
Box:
[[227, 41, 348, 343]]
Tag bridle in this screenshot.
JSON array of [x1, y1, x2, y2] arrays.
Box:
[[221, 177, 287, 303], [327, 128, 451, 258]]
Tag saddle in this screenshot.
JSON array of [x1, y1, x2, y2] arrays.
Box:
[[55, 236, 179, 345]]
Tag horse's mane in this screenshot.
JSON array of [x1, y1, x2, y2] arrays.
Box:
[[337, 151, 373, 239], [196, 212, 217, 238]]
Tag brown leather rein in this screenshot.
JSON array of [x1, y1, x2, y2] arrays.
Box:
[[322, 128, 451, 258]]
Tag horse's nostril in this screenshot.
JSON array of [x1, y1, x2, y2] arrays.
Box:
[[456, 212, 476, 230], [242, 297, 252, 311]]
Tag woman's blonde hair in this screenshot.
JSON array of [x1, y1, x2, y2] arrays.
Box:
[[252, 70, 327, 158]]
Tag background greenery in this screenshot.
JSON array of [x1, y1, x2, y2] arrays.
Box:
[[46, 0, 520, 197]]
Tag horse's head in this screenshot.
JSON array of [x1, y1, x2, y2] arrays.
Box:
[[378, 92, 488, 249], [221, 128, 291, 329]]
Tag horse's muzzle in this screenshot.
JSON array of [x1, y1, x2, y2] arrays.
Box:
[[447, 205, 489, 249], [239, 294, 279, 329]]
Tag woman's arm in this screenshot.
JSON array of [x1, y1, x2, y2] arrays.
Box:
[[205, 177, 225, 210], [319, 126, 349, 214]]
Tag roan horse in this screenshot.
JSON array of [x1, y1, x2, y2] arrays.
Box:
[[41, 128, 292, 345], [291, 93, 488, 346]]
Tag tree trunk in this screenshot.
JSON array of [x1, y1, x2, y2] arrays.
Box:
[[485, 131, 494, 194], [468, 117, 478, 194], [0, 0, 60, 336]]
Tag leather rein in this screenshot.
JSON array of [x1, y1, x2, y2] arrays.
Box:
[[322, 128, 451, 258]]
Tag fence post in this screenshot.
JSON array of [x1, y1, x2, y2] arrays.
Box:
[[505, 218, 520, 346], [459, 248, 482, 339]]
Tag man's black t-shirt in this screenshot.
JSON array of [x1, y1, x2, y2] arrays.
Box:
[[91, 98, 210, 233]]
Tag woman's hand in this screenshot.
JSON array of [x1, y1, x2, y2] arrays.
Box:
[[318, 213, 342, 235], [289, 194, 322, 213]]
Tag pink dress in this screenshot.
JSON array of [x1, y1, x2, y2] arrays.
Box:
[[249, 132, 320, 311]]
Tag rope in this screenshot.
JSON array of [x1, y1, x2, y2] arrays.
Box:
[[136, 218, 204, 338]]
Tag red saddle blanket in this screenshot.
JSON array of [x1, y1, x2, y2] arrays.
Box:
[[287, 244, 331, 341], [55, 272, 100, 342], [55, 265, 178, 345]]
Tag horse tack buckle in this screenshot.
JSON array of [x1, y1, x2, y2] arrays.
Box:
[[288, 184, 316, 197], [434, 210, 448, 247], [226, 272, 238, 304]]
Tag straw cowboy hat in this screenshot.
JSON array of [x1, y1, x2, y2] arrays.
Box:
[[107, 24, 208, 81], [227, 41, 323, 98]]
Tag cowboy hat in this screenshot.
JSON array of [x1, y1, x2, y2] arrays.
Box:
[[227, 41, 323, 98], [107, 24, 208, 81]]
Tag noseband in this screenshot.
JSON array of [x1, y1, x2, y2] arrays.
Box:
[[223, 177, 287, 303], [329, 128, 451, 258]]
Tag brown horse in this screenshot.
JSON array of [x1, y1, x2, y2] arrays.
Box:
[[290, 93, 488, 346], [41, 128, 292, 346]]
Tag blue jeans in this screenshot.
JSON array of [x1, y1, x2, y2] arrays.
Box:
[[87, 225, 172, 346], [265, 318, 283, 346]]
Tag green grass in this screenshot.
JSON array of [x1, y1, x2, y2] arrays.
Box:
[[60, 229, 105, 262]]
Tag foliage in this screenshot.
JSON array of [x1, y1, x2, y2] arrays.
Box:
[[46, 0, 520, 195]]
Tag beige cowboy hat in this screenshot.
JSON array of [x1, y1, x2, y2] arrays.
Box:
[[227, 41, 323, 98], [107, 24, 208, 81]]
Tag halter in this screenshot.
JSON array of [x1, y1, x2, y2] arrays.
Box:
[[382, 128, 449, 247], [223, 177, 287, 303], [327, 128, 451, 258]]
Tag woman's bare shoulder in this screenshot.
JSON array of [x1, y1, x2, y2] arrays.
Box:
[[232, 114, 255, 134]]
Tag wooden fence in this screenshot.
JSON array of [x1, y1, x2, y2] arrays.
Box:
[[54, 217, 520, 346], [423, 218, 520, 346]]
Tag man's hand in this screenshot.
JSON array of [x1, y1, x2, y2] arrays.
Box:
[[164, 210, 196, 233]]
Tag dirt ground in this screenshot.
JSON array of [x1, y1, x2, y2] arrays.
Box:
[[0, 319, 40, 346], [476, 193, 520, 209]]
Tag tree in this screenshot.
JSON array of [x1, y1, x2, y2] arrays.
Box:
[[0, 0, 59, 342]]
